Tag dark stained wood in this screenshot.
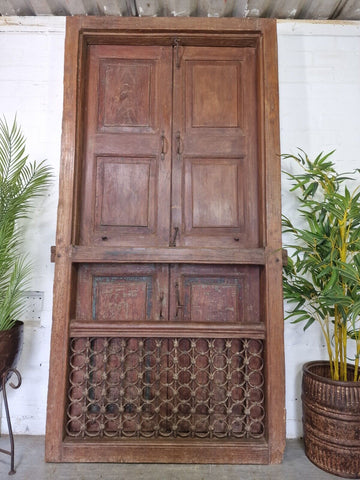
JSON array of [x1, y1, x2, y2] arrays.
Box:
[[46, 16, 284, 465]]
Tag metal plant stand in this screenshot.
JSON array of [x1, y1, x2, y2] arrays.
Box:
[[0, 368, 22, 475]]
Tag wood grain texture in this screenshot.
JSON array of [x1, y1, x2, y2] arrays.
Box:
[[79, 44, 172, 248], [69, 321, 266, 339], [70, 246, 267, 264], [172, 46, 259, 249], [169, 264, 260, 324], [45, 16, 82, 462], [259, 20, 286, 465], [60, 438, 269, 464]]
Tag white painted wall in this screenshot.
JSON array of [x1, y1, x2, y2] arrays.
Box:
[[0, 17, 359, 439]]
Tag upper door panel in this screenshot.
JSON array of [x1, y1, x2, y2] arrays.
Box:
[[78, 45, 172, 247], [172, 46, 260, 249]]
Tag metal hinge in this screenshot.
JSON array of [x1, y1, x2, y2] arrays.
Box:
[[174, 38, 182, 68]]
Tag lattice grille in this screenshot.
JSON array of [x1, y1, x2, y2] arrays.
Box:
[[66, 337, 265, 440]]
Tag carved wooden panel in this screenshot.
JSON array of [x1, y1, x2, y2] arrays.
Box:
[[98, 60, 154, 131], [79, 45, 172, 247], [170, 265, 260, 324], [76, 264, 169, 322]]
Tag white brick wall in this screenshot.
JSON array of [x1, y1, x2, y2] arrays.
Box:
[[278, 20, 360, 438], [0, 17, 359, 439], [0, 17, 65, 434]]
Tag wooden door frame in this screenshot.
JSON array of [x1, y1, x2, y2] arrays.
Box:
[[46, 16, 285, 464]]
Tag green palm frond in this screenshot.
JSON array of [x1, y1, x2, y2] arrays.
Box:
[[0, 116, 53, 330], [0, 257, 32, 331]]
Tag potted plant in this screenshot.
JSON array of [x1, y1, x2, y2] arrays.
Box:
[[0, 116, 52, 383], [282, 149, 360, 478]]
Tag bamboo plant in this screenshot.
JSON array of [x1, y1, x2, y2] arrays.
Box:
[[282, 150, 360, 381], [0, 117, 52, 331]]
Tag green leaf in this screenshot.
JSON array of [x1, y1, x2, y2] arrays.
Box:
[[303, 318, 316, 331]]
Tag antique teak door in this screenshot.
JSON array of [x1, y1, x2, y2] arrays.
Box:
[[46, 17, 285, 464]]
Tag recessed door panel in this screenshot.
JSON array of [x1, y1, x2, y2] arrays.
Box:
[[188, 61, 242, 130], [95, 156, 156, 236], [79, 45, 172, 247], [98, 59, 154, 131], [184, 158, 245, 240]]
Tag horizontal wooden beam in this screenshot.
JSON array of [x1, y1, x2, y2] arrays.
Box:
[[51, 245, 288, 265], [61, 437, 269, 464], [70, 246, 267, 264], [69, 321, 266, 338]]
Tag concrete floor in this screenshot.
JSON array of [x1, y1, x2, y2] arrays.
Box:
[[0, 437, 343, 479]]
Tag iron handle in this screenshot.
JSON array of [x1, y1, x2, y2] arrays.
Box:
[[170, 226, 179, 247], [160, 130, 167, 161], [174, 38, 182, 68], [175, 282, 183, 319], [175, 131, 183, 157], [159, 291, 164, 319]]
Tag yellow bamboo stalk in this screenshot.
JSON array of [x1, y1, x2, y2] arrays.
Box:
[[354, 344, 359, 382], [320, 315, 334, 379], [342, 323, 347, 381], [334, 306, 340, 381]]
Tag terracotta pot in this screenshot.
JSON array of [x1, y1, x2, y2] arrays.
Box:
[[302, 361, 360, 478], [0, 321, 24, 389]]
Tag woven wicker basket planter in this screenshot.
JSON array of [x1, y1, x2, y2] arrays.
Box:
[[302, 361, 360, 478]]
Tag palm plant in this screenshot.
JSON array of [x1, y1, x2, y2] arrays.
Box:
[[0, 117, 52, 331], [282, 150, 360, 382]]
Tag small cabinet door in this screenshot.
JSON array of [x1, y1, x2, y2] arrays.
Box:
[[169, 264, 261, 324], [76, 264, 169, 323]]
